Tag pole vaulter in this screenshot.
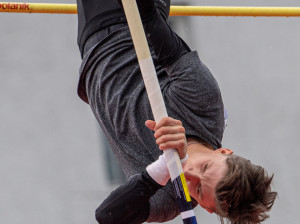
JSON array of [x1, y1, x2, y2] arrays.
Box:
[[121, 0, 197, 223], [1, 0, 280, 223], [0, 2, 300, 17]]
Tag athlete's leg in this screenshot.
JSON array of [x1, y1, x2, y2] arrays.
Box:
[[77, 0, 125, 56]]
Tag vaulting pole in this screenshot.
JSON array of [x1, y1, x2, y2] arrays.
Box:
[[1, 2, 300, 17], [121, 0, 197, 223]]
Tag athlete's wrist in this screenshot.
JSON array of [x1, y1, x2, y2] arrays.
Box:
[[146, 154, 188, 186]]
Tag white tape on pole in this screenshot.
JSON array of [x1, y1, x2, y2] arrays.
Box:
[[139, 57, 168, 122], [122, 0, 182, 181]]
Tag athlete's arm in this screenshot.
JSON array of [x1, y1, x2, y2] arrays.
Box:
[[138, 0, 191, 67], [96, 117, 187, 224], [95, 171, 162, 224], [118, 0, 190, 67]]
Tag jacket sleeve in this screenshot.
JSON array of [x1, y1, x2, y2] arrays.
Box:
[[146, 181, 198, 222], [136, 0, 191, 67], [95, 171, 162, 224], [147, 182, 180, 222]]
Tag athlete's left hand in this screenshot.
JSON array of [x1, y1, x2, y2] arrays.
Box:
[[145, 117, 187, 159]]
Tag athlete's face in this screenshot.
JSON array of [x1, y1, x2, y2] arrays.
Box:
[[184, 149, 231, 213]]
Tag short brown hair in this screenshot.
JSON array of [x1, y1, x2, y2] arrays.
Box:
[[215, 155, 277, 223]]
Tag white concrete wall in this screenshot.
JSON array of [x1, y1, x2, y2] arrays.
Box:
[[1, 0, 299, 223]]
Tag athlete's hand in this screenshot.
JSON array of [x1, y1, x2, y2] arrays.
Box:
[[145, 117, 187, 159]]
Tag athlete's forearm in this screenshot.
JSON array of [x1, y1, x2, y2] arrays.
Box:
[[95, 171, 162, 224]]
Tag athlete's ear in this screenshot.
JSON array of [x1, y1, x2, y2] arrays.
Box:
[[215, 148, 233, 155]]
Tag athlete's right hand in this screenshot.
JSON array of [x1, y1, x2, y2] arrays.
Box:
[[145, 117, 187, 159]]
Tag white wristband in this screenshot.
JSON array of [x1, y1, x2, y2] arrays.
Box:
[[146, 155, 169, 186], [146, 154, 189, 186]]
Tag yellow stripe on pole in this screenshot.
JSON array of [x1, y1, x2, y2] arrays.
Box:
[[0, 2, 300, 17]]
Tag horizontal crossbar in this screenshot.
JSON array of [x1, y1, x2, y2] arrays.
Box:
[[0, 2, 300, 17], [170, 6, 300, 17]]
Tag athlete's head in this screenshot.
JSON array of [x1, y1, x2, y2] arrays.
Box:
[[184, 146, 277, 223]]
